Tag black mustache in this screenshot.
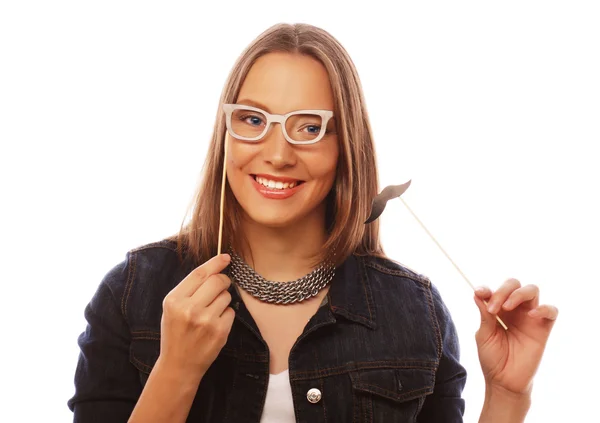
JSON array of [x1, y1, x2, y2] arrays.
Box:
[[364, 180, 412, 224]]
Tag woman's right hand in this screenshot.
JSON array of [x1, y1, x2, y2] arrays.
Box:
[[158, 254, 235, 379]]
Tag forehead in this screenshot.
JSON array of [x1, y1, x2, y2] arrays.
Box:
[[237, 52, 335, 113]]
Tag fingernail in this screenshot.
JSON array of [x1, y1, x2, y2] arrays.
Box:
[[223, 254, 231, 262], [528, 309, 540, 317], [503, 300, 513, 310], [487, 302, 497, 314], [475, 287, 486, 294]]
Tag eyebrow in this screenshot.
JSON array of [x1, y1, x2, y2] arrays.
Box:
[[236, 98, 272, 113], [236, 98, 334, 115]]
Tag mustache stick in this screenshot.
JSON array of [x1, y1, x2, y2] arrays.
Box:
[[367, 181, 508, 331], [217, 137, 229, 255]]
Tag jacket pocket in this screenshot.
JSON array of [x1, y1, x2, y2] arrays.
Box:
[[350, 367, 434, 423], [129, 333, 161, 385]]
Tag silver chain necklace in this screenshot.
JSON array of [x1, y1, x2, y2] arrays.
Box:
[[228, 251, 336, 305]]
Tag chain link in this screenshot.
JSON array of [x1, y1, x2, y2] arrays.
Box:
[[229, 251, 335, 305]]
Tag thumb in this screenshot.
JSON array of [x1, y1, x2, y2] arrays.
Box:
[[474, 293, 498, 344]]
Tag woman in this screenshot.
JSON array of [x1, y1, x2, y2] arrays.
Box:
[[68, 23, 558, 422]]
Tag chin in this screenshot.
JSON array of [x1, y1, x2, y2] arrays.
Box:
[[244, 207, 306, 229]]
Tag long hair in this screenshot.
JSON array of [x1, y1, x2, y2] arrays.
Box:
[[168, 23, 384, 267]]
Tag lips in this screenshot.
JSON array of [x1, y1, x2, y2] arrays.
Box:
[[250, 174, 305, 199], [253, 175, 303, 190]]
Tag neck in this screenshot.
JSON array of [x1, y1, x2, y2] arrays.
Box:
[[238, 211, 328, 282]]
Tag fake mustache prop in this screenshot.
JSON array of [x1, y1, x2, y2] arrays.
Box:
[[366, 180, 508, 330], [364, 180, 412, 224], [216, 143, 507, 330]]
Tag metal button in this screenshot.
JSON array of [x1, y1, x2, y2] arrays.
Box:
[[307, 388, 322, 404]]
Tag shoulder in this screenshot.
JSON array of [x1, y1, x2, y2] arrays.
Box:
[[129, 238, 179, 254], [127, 238, 185, 273], [101, 238, 183, 290], [362, 253, 451, 310], [98, 238, 192, 323], [358, 254, 455, 336], [360, 254, 432, 289], [124, 237, 193, 296]]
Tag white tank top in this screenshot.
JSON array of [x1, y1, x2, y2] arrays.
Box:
[[259, 369, 295, 422]]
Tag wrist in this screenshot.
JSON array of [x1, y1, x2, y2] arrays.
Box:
[[479, 384, 532, 423], [154, 355, 205, 388], [485, 383, 532, 404]]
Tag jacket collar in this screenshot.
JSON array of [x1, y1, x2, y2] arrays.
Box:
[[327, 254, 377, 330]]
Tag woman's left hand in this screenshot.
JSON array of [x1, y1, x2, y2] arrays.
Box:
[[473, 279, 558, 395]]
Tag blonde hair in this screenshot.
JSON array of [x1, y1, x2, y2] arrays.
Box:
[[169, 23, 384, 267]]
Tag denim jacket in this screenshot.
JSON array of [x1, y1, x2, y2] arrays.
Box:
[[68, 239, 467, 422]]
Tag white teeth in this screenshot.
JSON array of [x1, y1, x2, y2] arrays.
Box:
[[254, 176, 299, 190]]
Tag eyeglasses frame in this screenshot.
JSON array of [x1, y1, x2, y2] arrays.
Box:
[[222, 103, 334, 145]]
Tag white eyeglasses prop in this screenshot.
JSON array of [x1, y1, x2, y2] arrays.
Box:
[[222, 103, 334, 145], [366, 180, 508, 330]]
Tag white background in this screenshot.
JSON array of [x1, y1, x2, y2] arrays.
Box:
[[1, 1, 598, 422]]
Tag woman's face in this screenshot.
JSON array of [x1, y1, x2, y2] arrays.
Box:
[[226, 52, 339, 229]]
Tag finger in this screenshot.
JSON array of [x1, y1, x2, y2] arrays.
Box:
[[473, 294, 498, 342], [206, 289, 233, 318], [216, 307, 236, 339], [528, 304, 559, 321], [190, 274, 232, 308], [487, 278, 521, 314], [219, 307, 236, 329], [474, 286, 493, 301], [175, 254, 230, 297], [501, 284, 540, 311]]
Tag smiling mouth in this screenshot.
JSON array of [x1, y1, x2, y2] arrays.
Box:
[[251, 175, 305, 190]]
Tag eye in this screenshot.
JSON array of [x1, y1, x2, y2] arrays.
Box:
[[239, 114, 265, 127], [303, 125, 321, 134]]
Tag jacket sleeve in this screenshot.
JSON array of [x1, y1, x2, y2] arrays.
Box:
[[67, 252, 142, 422], [417, 283, 467, 422]]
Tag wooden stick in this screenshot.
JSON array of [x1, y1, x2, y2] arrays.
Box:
[[217, 136, 228, 255], [400, 197, 508, 330]]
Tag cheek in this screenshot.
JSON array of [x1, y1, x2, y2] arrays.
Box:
[[308, 140, 339, 180], [227, 135, 257, 170]]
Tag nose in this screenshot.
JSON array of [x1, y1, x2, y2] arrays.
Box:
[[260, 122, 297, 169]]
